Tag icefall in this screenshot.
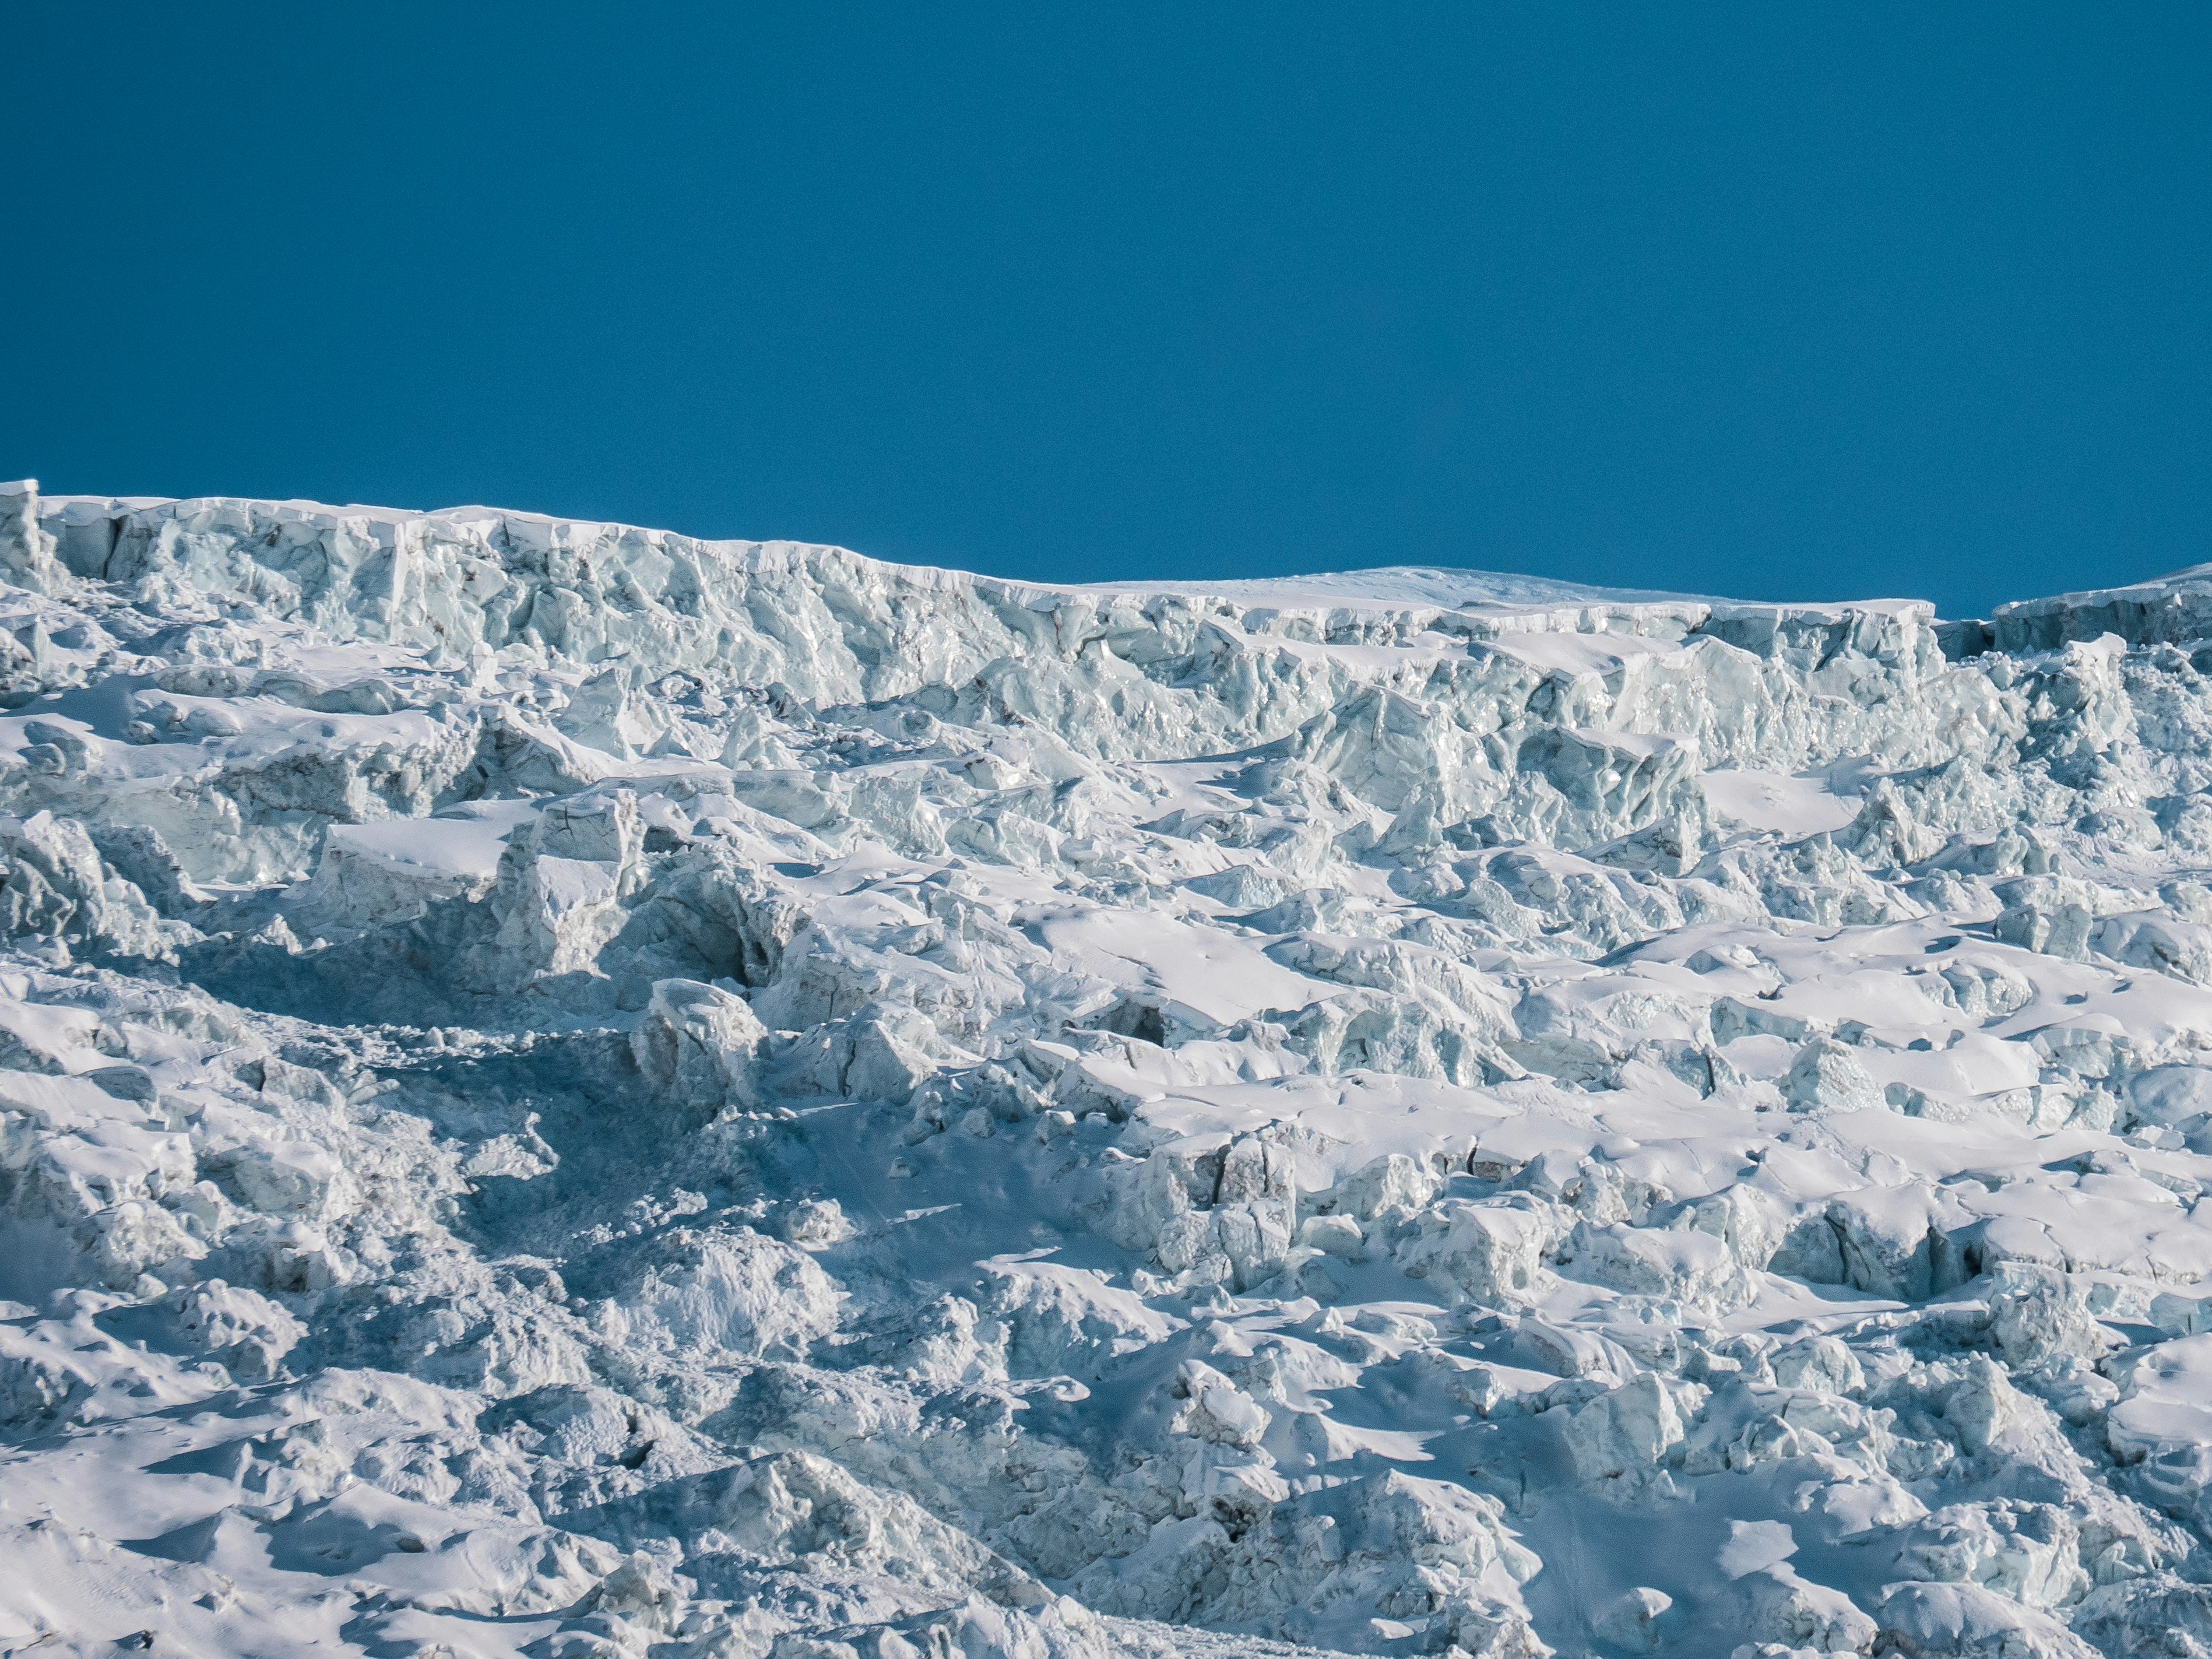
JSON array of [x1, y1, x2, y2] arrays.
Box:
[[3, 479, 2212, 1658]]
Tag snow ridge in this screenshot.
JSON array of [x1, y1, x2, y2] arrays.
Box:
[[6, 479, 2212, 1657]]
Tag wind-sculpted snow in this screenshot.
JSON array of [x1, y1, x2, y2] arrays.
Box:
[[15, 481, 2212, 1658]]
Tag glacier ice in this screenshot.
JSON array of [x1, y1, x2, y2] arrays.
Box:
[[10, 478, 2212, 1655]]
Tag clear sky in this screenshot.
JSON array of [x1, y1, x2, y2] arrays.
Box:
[[6, 5, 2207, 616]]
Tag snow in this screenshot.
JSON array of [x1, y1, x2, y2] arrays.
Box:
[[1700, 769, 1862, 838], [5, 474, 2212, 1656], [1036, 908, 1334, 1025], [1086, 565, 1717, 610]]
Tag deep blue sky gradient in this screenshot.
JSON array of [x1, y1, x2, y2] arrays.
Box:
[[6, 5, 2209, 616]]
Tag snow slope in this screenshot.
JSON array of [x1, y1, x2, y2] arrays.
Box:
[[7, 479, 2212, 1656]]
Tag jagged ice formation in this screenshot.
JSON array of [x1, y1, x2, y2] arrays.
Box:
[[8, 479, 2212, 1657]]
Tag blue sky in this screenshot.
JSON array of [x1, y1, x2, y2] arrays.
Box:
[[5, 5, 2207, 616]]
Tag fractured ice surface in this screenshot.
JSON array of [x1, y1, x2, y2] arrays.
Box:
[[11, 478, 2212, 1656]]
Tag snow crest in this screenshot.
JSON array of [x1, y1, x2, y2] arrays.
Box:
[[8, 480, 2212, 1656]]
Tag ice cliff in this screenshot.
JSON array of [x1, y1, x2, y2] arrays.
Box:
[[8, 478, 2212, 1657]]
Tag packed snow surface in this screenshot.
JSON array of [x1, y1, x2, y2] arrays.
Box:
[[14, 483, 2212, 1659]]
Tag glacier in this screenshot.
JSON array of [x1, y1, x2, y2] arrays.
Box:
[[5, 477, 2212, 1657]]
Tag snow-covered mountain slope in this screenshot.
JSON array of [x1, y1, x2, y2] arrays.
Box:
[[8, 479, 2212, 1658]]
